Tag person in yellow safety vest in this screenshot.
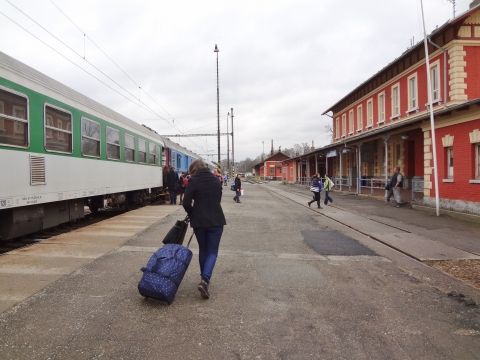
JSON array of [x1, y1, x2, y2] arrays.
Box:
[[323, 174, 334, 206]]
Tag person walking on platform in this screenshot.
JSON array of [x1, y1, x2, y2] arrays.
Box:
[[183, 159, 226, 299], [386, 166, 403, 207], [178, 172, 186, 205], [233, 174, 242, 203], [323, 174, 334, 206], [308, 174, 323, 209], [166, 166, 178, 205]]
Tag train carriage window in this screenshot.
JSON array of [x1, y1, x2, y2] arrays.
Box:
[[81, 117, 100, 157], [125, 133, 135, 162], [45, 105, 72, 153], [0, 88, 28, 147], [138, 139, 146, 163], [149, 143, 157, 164], [177, 154, 182, 169], [107, 127, 120, 160]]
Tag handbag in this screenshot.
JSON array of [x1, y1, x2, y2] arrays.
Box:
[[310, 186, 319, 192], [162, 216, 189, 245], [230, 184, 236, 191]]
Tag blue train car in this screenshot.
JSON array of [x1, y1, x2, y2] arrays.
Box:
[[162, 137, 199, 174]]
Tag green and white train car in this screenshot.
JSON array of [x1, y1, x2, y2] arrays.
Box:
[[0, 52, 164, 240]]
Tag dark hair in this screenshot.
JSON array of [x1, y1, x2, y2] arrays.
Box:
[[189, 159, 207, 175]]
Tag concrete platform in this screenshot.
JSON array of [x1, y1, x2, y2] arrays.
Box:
[[269, 185, 480, 261], [0, 205, 180, 313], [0, 183, 479, 359]]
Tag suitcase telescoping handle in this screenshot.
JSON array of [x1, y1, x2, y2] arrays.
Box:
[[184, 215, 194, 248], [186, 231, 195, 248]]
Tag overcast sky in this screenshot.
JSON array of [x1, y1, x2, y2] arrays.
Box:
[[1, 0, 473, 161]]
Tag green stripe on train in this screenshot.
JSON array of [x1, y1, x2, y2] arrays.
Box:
[[0, 76, 162, 166]]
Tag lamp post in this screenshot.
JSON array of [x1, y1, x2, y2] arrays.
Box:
[[420, 0, 440, 216], [231, 107, 235, 174], [214, 44, 220, 166], [227, 111, 230, 173]]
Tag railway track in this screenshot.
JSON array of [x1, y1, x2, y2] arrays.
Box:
[[0, 207, 129, 255]]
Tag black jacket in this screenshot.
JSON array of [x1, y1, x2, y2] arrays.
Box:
[[166, 169, 178, 190], [234, 177, 241, 191], [183, 169, 226, 228]]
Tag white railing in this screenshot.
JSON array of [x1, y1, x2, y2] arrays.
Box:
[[359, 177, 387, 194]]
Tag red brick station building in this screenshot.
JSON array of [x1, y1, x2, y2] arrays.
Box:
[[258, 4, 480, 216]]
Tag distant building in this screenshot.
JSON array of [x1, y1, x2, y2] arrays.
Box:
[[253, 151, 290, 180]]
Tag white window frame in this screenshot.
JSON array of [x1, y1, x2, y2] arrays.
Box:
[[366, 98, 373, 128], [377, 92, 385, 124], [430, 61, 441, 104], [124, 133, 135, 162], [391, 83, 400, 119], [407, 73, 418, 112], [106, 126, 120, 160], [335, 117, 340, 139], [348, 109, 354, 134], [149, 142, 157, 165], [81, 117, 101, 158], [44, 104, 73, 154], [0, 86, 29, 148], [341, 114, 346, 137], [476, 144, 480, 180], [357, 105, 363, 132], [138, 138, 147, 163], [447, 147, 454, 179]]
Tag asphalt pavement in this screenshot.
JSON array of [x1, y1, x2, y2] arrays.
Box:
[[0, 182, 479, 359]]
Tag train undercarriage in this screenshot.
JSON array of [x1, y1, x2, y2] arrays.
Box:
[[0, 187, 164, 241]]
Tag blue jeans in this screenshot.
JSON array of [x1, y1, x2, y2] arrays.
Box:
[[324, 191, 333, 205], [234, 190, 241, 202], [194, 226, 223, 283]]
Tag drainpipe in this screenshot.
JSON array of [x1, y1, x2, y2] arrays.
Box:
[[428, 37, 448, 105]]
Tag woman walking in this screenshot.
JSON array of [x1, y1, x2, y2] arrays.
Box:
[[307, 174, 323, 209], [183, 160, 226, 299]]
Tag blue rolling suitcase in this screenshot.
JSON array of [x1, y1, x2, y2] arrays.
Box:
[[138, 235, 193, 304]]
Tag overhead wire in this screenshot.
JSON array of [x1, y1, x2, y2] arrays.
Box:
[[48, 0, 198, 149], [0, 9, 143, 111], [2, 0, 209, 155]]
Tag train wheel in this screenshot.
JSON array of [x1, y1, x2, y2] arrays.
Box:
[[88, 196, 103, 214], [88, 204, 99, 214]]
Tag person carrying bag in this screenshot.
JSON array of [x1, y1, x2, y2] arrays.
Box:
[[182, 160, 226, 299], [162, 216, 189, 245], [308, 174, 323, 209]]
